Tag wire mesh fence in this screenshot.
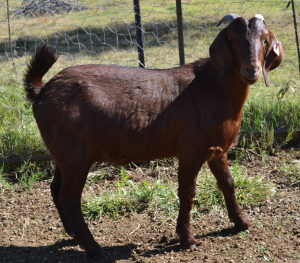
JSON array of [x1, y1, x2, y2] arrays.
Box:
[[0, 0, 299, 160]]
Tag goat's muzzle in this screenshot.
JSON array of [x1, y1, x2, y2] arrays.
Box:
[[240, 61, 262, 84]]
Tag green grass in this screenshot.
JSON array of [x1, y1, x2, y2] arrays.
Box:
[[279, 160, 300, 186], [242, 91, 300, 134], [0, 160, 49, 191], [194, 163, 276, 214], [0, 163, 15, 190], [82, 167, 179, 219], [16, 160, 49, 190], [0, 83, 47, 158], [239, 87, 300, 151], [82, 164, 275, 220]]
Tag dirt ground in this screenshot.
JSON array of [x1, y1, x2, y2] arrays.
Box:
[[0, 154, 299, 263]]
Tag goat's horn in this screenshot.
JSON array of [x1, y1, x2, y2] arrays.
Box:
[[217, 13, 240, 27], [255, 14, 265, 22]]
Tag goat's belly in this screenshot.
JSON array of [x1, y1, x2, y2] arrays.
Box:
[[93, 139, 176, 165], [95, 152, 174, 166]]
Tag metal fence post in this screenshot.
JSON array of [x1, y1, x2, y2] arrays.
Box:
[[6, 0, 17, 75], [287, 0, 300, 74], [133, 0, 145, 68], [176, 0, 185, 65]]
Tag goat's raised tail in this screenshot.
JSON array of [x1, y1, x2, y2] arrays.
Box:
[[24, 45, 58, 103]]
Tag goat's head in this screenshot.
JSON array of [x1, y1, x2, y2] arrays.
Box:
[[209, 14, 284, 86]]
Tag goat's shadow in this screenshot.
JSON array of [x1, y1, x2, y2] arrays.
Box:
[[0, 239, 137, 263], [138, 226, 242, 257], [0, 226, 240, 263]]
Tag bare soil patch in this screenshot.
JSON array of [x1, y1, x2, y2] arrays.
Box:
[[0, 154, 299, 263]]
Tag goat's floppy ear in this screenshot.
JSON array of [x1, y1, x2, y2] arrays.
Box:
[[263, 31, 284, 87], [209, 28, 234, 81]]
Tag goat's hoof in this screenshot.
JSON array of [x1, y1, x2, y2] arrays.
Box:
[[179, 237, 197, 250], [189, 244, 198, 250], [235, 224, 249, 232], [180, 243, 197, 250], [84, 242, 102, 259], [67, 232, 75, 237], [234, 219, 250, 232]]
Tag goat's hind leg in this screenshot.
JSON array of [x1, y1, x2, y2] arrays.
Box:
[[57, 161, 102, 257], [50, 166, 74, 236], [208, 154, 250, 231]]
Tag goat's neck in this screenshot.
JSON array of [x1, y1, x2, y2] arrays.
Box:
[[225, 69, 250, 118]]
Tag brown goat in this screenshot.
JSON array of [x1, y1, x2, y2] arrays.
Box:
[[24, 14, 283, 258]]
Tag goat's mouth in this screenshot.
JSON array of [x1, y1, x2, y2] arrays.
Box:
[[242, 75, 260, 85], [240, 67, 262, 85]]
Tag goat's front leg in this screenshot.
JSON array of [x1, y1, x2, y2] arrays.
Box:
[[176, 156, 204, 249], [208, 154, 250, 231]]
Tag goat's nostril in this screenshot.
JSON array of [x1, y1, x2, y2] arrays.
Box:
[[246, 67, 259, 75], [246, 68, 253, 75]]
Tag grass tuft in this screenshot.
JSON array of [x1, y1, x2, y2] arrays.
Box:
[[15, 161, 48, 190], [82, 167, 178, 219], [0, 163, 15, 190], [279, 160, 300, 186], [82, 164, 276, 220], [193, 163, 276, 215]]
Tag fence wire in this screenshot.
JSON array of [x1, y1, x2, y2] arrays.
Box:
[[0, 0, 299, 159]]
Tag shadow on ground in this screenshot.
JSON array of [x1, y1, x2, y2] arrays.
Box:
[[0, 239, 137, 263], [0, 226, 241, 263]]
